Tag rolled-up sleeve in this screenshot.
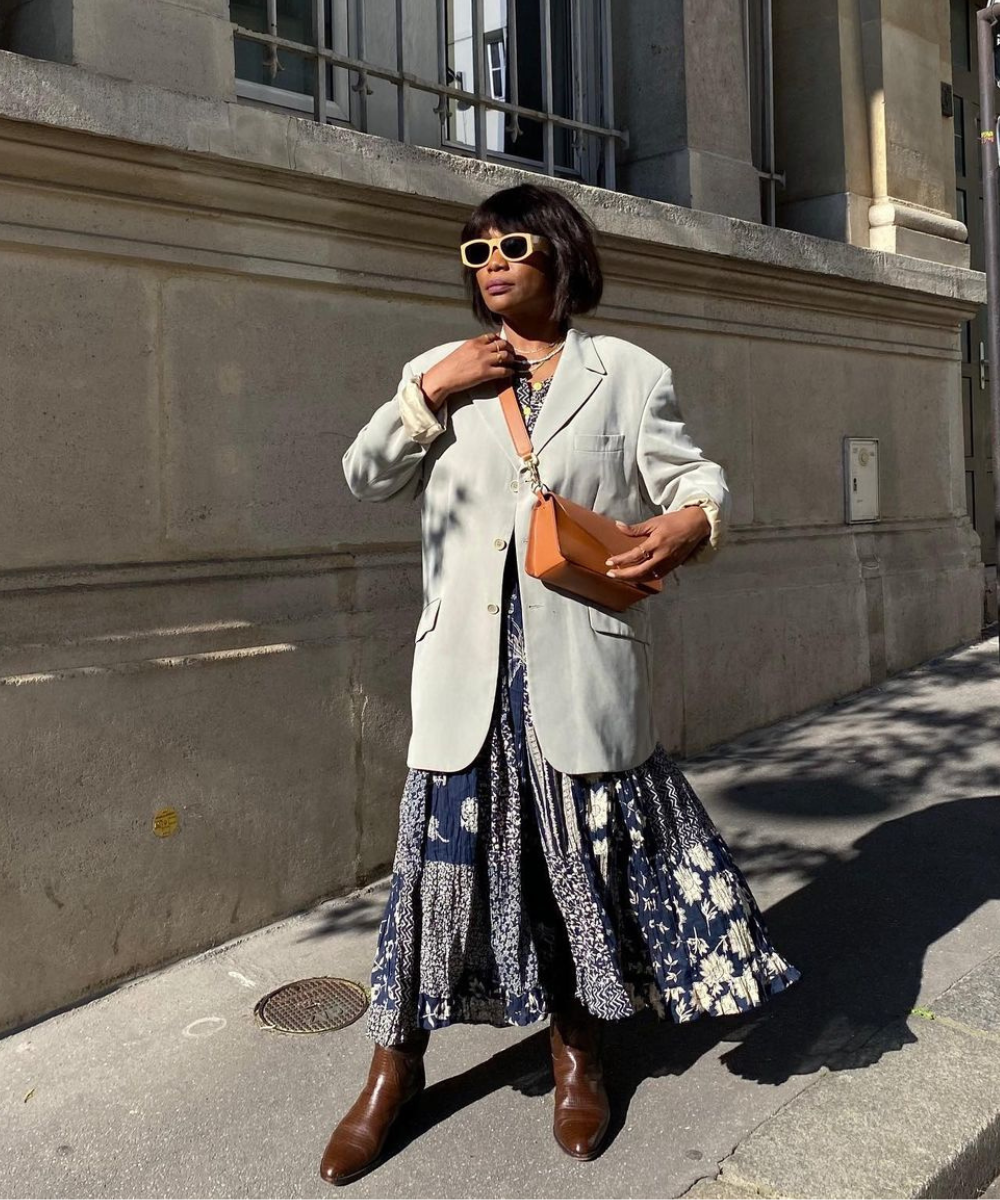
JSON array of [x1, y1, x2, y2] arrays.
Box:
[[342, 362, 448, 501], [397, 377, 448, 445], [636, 366, 730, 563]]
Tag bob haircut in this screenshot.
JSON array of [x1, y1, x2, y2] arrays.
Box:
[[460, 183, 603, 329]]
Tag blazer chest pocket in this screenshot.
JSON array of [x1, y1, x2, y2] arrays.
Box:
[[415, 597, 441, 642], [574, 433, 624, 454], [589, 604, 651, 645]]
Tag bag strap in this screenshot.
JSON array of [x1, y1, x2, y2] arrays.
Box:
[[498, 383, 551, 495], [498, 385, 534, 461]]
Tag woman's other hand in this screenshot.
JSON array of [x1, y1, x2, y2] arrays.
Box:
[[605, 508, 711, 581], [420, 333, 518, 410]]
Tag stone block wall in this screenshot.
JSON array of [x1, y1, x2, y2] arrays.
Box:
[[0, 47, 985, 1032]]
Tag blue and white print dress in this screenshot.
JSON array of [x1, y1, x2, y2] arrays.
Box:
[[366, 375, 799, 1046]]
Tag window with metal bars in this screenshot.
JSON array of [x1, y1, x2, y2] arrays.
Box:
[[230, 0, 624, 188]]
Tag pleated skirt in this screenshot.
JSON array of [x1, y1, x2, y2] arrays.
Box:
[[366, 550, 799, 1046]]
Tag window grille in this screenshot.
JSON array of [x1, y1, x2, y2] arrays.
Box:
[[230, 0, 625, 188], [744, 0, 784, 225]]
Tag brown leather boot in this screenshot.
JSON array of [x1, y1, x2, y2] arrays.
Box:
[[550, 1003, 610, 1160], [319, 1030, 429, 1186]]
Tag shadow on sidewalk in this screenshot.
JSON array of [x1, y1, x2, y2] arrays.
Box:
[[338, 638, 1000, 1161], [381, 1027, 554, 1166], [376, 789, 1000, 1162], [712, 790, 1000, 1084]]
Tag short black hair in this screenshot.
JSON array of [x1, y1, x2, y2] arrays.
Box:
[[460, 183, 604, 328]]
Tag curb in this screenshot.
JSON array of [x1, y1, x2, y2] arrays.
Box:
[[683, 951, 1000, 1199]]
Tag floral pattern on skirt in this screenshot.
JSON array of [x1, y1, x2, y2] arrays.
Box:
[[365, 374, 799, 1045], [365, 558, 799, 1045]]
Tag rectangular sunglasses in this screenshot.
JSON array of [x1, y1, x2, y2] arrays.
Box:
[[460, 232, 551, 268]]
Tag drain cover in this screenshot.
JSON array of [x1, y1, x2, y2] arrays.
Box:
[[254, 977, 369, 1034]]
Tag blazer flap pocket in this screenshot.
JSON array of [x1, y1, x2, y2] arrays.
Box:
[[574, 433, 624, 453], [415, 597, 441, 642], [589, 604, 650, 644]]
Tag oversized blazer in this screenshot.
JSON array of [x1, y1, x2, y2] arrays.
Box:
[[343, 327, 730, 776]]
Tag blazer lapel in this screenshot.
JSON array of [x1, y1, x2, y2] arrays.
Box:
[[472, 383, 521, 469], [472, 327, 607, 465], [527, 327, 606, 455]]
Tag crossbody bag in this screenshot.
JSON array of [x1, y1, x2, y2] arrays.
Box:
[[498, 385, 662, 613]]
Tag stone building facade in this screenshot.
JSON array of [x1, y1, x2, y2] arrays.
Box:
[[0, 0, 988, 1031]]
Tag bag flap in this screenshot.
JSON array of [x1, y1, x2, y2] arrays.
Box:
[[550, 493, 642, 557], [547, 493, 662, 597]]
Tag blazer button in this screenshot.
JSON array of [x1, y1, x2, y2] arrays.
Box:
[[487, 603, 500, 615], [493, 537, 507, 551], [509, 479, 519, 493]]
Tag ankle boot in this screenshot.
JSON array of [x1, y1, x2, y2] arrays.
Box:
[[319, 1030, 428, 1185], [550, 1004, 610, 1160]]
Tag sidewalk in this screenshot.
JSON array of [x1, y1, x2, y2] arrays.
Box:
[[2, 632, 998, 1200]]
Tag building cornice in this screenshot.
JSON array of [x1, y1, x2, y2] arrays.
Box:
[[0, 49, 986, 315]]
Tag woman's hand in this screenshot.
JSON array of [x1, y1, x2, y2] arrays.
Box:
[[420, 332, 518, 411], [605, 508, 711, 582]]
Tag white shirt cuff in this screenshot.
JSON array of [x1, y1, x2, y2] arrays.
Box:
[[398, 378, 447, 446], [680, 496, 725, 564]]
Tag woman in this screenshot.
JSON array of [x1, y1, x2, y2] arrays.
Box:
[[323, 183, 798, 1184]]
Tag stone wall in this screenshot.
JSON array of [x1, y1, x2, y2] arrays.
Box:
[[0, 50, 985, 1033], [773, 0, 967, 266], [613, 0, 761, 219]]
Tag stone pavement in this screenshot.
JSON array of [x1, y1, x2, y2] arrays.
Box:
[[686, 948, 1000, 1199], [1, 632, 998, 1200]]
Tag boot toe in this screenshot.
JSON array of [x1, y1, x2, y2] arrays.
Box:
[[562, 1135, 598, 1160], [320, 1140, 376, 1186], [554, 1113, 609, 1160]]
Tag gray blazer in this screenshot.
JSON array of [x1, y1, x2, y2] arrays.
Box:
[[343, 327, 730, 775]]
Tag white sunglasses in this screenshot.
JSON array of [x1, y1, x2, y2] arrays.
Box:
[[460, 232, 552, 268]]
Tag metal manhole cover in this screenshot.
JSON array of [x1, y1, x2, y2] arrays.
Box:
[[254, 977, 369, 1034]]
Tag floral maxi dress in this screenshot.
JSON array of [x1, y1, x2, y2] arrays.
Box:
[[365, 375, 799, 1046]]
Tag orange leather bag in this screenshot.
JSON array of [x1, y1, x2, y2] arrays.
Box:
[[499, 386, 662, 613]]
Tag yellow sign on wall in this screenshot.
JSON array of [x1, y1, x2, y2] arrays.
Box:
[[152, 808, 180, 838]]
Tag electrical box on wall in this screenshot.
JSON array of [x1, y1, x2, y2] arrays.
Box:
[[844, 438, 880, 522]]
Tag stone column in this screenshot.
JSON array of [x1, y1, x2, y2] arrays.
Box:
[[1, 0, 236, 100], [773, 0, 967, 267], [863, 0, 967, 265], [612, 0, 761, 221]]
